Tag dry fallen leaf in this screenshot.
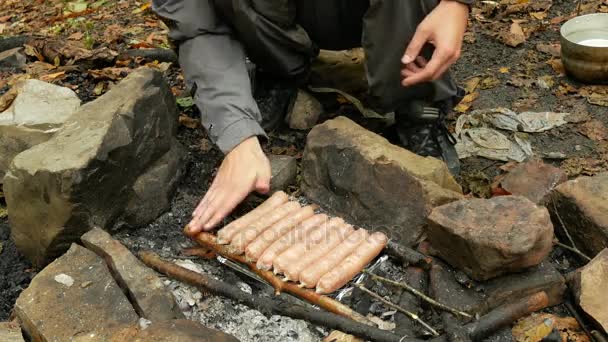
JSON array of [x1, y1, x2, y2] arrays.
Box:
[[455, 92, 480, 113], [179, 115, 200, 129], [579, 86, 608, 107], [499, 67, 510, 74], [513, 313, 590, 342], [464, 76, 482, 94], [579, 120, 608, 141], [536, 43, 561, 57]]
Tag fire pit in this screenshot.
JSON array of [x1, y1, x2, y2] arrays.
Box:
[[560, 13, 608, 83]]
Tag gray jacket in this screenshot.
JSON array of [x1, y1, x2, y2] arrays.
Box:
[[152, 0, 472, 154]]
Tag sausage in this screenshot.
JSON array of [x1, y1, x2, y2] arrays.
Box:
[[315, 232, 388, 294], [282, 223, 354, 282], [272, 217, 345, 278], [245, 205, 316, 262], [299, 228, 369, 288], [256, 214, 329, 271], [230, 201, 301, 254], [217, 191, 289, 244]]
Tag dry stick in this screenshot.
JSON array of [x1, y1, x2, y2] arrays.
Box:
[[385, 241, 432, 270], [552, 199, 578, 249], [467, 291, 550, 341], [193, 231, 372, 325], [139, 251, 407, 342], [355, 284, 440, 337], [555, 241, 592, 262], [363, 270, 472, 319]]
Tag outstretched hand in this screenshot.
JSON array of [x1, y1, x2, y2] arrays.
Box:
[[401, 0, 469, 87], [187, 136, 271, 236]]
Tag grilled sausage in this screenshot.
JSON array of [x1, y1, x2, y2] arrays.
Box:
[[272, 217, 345, 278], [216, 191, 289, 244], [316, 232, 388, 294], [256, 214, 329, 271], [282, 223, 354, 282], [230, 201, 301, 254], [245, 205, 316, 262], [299, 228, 369, 288]]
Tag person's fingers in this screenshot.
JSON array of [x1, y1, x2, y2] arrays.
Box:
[[255, 164, 271, 195], [401, 68, 417, 78], [402, 26, 430, 64], [415, 56, 428, 67], [402, 46, 454, 86], [405, 62, 423, 73], [204, 185, 252, 230]]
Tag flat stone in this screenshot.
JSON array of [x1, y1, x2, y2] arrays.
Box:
[[287, 90, 323, 130], [551, 173, 608, 257], [569, 249, 608, 333], [0, 79, 80, 181], [15, 244, 138, 341], [476, 261, 566, 313], [4, 68, 185, 266], [110, 319, 239, 342], [81, 228, 183, 322], [427, 196, 554, 281], [0, 321, 24, 342], [269, 154, 298, 192], [302, 116, 463, 246], [0, 47, 27, 68], [500, 159, 567, 204], [310, 49, 368, 94]]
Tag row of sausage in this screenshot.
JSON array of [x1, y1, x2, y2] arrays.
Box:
[[216, 191, 388, 294]]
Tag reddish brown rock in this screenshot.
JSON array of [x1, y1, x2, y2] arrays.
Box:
[[110, 319, 239, 342], [81, 228, 183, 322], [551, 173, 608, 257], [569, 249, 608, 333], [427, 196, 554, 281], [499, 159, 567, 204]]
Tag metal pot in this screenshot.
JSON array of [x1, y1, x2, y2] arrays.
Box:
[[560, 13, 608, 84]]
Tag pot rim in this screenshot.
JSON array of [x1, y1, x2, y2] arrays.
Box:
[[560, 13, 608, 48]]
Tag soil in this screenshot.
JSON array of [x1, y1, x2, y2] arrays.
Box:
[[1, 0, 607, 339]]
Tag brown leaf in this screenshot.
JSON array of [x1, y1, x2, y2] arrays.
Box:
[[464, 76, 482, 94], [480, 76, 500, 89], [561, 158, 607, 177], [455, 92, 480, 113], [179, 115, 200, 129], [579, 86, 608, 107], [536, 43, 561, 57], [579, 120, 608, 141], [500, 22, 526, 47], [546, 58, 565, 75], [68, 31, 84, 40], [513, 314, 589, 342]]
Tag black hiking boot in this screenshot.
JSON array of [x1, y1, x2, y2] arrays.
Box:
[[395, 100, 461, 175]]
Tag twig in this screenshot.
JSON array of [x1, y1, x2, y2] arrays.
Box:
[[355, 284, 440, 337], [385, 241, 432, 270], [552, 199, 578, 249], [577, 0, 583, 16], [364, 270, 472, 319], [555, 241, 592, 262], [468, 291, 550, 341], [193, 231, 372, 325], [139, 251, 407, 342]]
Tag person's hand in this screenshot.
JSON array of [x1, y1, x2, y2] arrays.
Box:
[[401, 0, 469, 87], [187, 136, 271, 236]]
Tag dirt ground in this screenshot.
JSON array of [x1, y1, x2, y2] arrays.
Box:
[[1, 0, 607, 338]]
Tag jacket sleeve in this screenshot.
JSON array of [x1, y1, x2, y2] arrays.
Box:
[[152, 0, 267, 154]]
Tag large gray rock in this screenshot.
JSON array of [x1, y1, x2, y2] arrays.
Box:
[[4, 68, 185, 266], [427, 196, 554, 281], [302, 116, 463, 246], [0, 79, 81, 181], [269, 154, 298, 192], [0, 47, 27, 68], [15, 244, 139, 341], [286, 90, 323, 130], [569, 249, 608, 333], [81, 228, 183, 322], [551, 173, 608, 257]]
